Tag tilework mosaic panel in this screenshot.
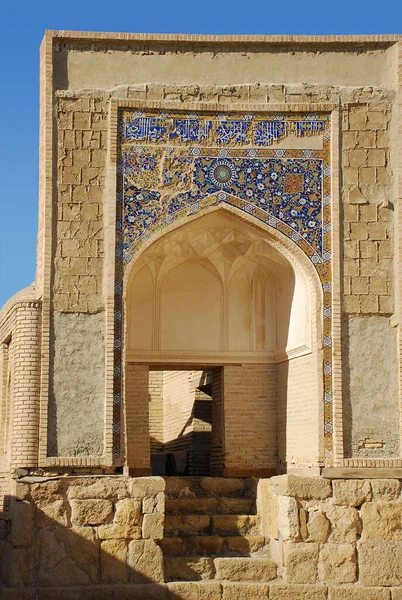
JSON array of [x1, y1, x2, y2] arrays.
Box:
[[114, 109, 332, 459]]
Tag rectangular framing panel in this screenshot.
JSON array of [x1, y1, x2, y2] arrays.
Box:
[[107, 100, 341, 467]]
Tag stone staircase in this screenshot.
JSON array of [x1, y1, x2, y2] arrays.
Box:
[[159, 477, 277, 590]]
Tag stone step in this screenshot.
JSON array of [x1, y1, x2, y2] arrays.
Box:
[[164, 514, 260, 537], [165, 496, 255, 515], [167, 581, 222, 599], [165, 477, 254, 499], [212, 515, 260, 536], [214, 557, 277, 582], [165, 556, 215, 581], [160, 535, 268, 558], [164, 556, 277, 583]]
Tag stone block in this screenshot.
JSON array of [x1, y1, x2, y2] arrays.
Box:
[[70, 499, 113, 526], [36, 500, 69, 527], [350, 221, 368, 240], [307, 511, 330, 542], [164, 557, 215, 581], [143, 513, 164, 539], [368, 149, 386, 166], [143, 492, 165, 514], [366, 111, 388, 130], [30, 481, 65, 505], [128, 539, 164, 584], [269, 583, 328, 599], [199, 477, 245, 495], [115, 498, 142, 527], [371, 480, 401, 501], [349, 108, 367, 130], [214, 557, 277, 582], [299, 509, 308, 540], [343, 131, 357, 149], [186, 536, 225, 557], [101, 539, 128, 583], [360, 541, 402, 586], [2, 545, 34, 587], [219, 497, 254, 514], [222, 582, 269, 599], [361, 502, 402, 540], [268, 475, 332, 500], [284, 542, 318, 584], [360, 294, 379, 313], [349, 149, 367, 168], [35, 526, 99, 587], [159, 537, 185, 557], [165, 515, 210, 536], [377, 167, 391, 184], [328, 587, 391, 599], [348, 186, 367, 204], [167, 581, 222, 600], [166, 498, 219, 514], [368, 222, 387, 240], [278, 495, 299, 540], [360, 167, 376, 184], [320, 543, 357, 584], [332, 480, 371, 506], [327, 507, 361, 543], [10, 501, 33, 547], [212, 515, 259, 536], [130, 477, 165, 497], [97, 523, 142, 540], [358, 130, 376, 148], [226, 535, 266, 555], [343, 167, 359, 186]]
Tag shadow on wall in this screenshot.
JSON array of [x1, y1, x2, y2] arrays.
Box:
[[0, 493, 189, 600]]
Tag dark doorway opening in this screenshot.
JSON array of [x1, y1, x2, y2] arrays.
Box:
[[149, 368, 223, 477]]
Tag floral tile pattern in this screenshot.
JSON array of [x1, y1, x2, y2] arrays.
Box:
[[113, 109, 332, 460]]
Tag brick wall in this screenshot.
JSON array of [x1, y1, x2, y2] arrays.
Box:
[[125, 365, 150, 474], [223, 364, 277, 476], [149, 371, 164, 453], [210, 368, 224, 476], [10, 303, 41, 470], [277, 354, 321, 470]]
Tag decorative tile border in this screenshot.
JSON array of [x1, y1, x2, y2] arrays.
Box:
[[113, 107, 333, 459]]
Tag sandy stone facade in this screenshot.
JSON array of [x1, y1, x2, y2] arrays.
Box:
[[1, 30, 402, 596]]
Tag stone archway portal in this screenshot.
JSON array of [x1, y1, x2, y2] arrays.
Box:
[[113, 107, 332, 468]]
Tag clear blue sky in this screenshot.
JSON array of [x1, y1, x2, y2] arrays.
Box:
[[0, 0, 400, 307]]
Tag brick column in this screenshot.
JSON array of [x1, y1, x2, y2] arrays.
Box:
[[11, 302, 41, 469], [125, 364, 151, 475], [223, 363, 277, 477]]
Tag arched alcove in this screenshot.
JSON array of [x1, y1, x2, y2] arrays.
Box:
[[124, 207, 323, 475]]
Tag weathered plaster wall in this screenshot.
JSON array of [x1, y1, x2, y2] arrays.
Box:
[[49, 312, 105, 456], [343, 315, 399, 457], [55, 42, 396, 89]]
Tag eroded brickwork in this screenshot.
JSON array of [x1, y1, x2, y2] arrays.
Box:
[[54, 97, 107, 313]]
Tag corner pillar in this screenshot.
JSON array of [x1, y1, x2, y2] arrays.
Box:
[[11, 301, 41, 469]]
